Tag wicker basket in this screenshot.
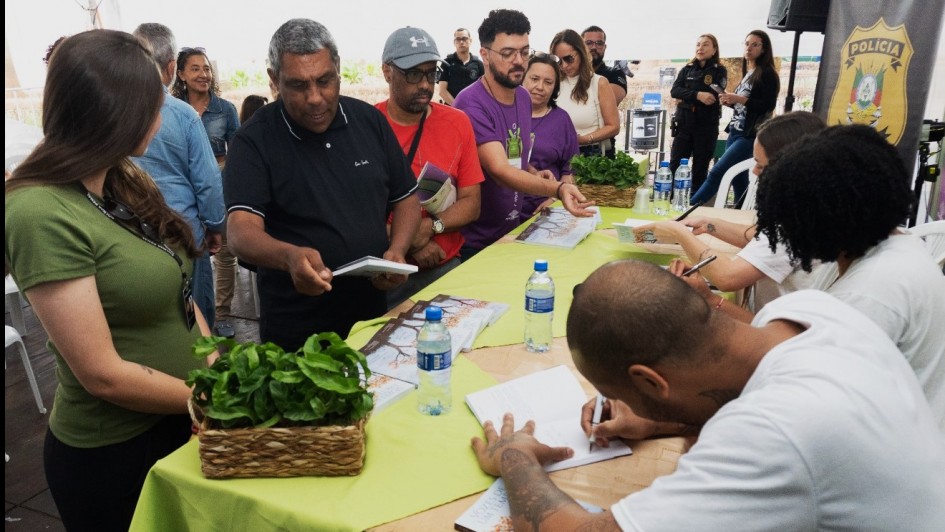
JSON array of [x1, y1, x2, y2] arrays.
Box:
[[578, 183, 638, 208], [188, 399, 367, 479]]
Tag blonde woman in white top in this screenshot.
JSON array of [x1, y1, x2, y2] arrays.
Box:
[[550, 29, 619, 157]]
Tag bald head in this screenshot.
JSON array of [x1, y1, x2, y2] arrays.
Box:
[[567, 260, 721, 385]]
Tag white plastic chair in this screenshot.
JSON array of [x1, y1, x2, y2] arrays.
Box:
[[712, 158, 756, 209], [907, 220, 945, 267], [5, 325, 47, 414], [5, 274, 26, 333]]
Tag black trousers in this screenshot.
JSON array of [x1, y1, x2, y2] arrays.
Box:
[[44, 414, 192, 532], [669, 123, 720, 194]]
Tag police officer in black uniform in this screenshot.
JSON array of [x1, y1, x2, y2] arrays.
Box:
[[670, 34, 727, 193]]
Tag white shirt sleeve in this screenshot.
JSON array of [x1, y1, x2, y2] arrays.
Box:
[[737, 234, 794, 283]]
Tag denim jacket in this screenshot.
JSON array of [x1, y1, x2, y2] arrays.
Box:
[[199, 92, 240, 157]]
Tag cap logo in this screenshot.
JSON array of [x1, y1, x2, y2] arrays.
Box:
[[409, 35, 430, 48]]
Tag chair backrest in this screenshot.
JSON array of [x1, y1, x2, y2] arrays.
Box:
[[712, 158, 755, 208], [741, 171, 760, 211], [907, 220, 945, 267]]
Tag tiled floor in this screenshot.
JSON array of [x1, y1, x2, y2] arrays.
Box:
[[4, 267, 261, 530]]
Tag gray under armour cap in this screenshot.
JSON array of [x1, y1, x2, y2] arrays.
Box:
[[382, 27, 440, 69]]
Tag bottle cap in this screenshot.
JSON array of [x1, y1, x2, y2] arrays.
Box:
[[425, 305, 443, 321], [534, 259, 548, 272], [659, 161, 669, 167], [680, 158, 689, 165]]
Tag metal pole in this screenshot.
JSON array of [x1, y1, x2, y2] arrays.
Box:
[[784, 31, 802, 112]]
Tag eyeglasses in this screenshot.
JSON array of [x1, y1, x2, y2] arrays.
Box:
[[484, 46, 531, 62], [454, 37, 470, 43], [528, 50, 560, 63], [558, 53, 578, 65], [391, 64, 440, 84], [102, 197, 163, 243], [584, 39, 606, 48]]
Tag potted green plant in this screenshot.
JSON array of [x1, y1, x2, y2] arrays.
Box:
[[570, 151, 648, 208], [186, 332, 374, 479]]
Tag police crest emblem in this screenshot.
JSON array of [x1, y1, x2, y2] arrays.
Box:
[[827, 18, 913, 143]]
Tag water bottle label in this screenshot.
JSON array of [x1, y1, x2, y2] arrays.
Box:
[[673, 179, 690, 189], [525, 295, 554, 313], [654, 181, 672, 193], [417, 350, 451, 371]]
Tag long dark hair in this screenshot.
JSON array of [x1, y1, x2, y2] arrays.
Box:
[[744, 29, 776, 86], [240, 95, 269, 122], [6, 30, 199, 257], [550, 29, 594, 104], [756, 111, 826, 163], [172, 47, 221, 100]]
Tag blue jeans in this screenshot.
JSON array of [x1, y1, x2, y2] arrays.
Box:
[[690, 131, 754, 207], [192, 252, 215, 328]]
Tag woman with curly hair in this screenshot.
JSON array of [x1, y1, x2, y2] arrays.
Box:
[[550, 29, 619, 158], [173, 47, 239, 164], [5, 30, 213, 530], [691, 29, 779, 207], [756, 124, 945, 430]]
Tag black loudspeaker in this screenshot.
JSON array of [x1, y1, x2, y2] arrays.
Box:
[[767, 0, 830, 33]]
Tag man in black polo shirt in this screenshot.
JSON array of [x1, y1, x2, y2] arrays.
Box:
[[225, 18, 420, 350], [437, 27, 484, 106], [582, 25, 627, 158]]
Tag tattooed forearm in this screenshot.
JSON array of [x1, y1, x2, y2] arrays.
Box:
[[139, 364, 154, 375], [706, 223, 716, 233], [699, 388, 739, 408], [501, 448, 574, 531]]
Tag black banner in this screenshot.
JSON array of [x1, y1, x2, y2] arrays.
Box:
[[812, 0, 944, 166]]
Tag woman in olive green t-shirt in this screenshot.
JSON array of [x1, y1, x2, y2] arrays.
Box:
[[5, 30, 213, 531]]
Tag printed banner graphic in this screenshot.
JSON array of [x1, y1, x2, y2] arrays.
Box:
[[826, 18, 914, 144]]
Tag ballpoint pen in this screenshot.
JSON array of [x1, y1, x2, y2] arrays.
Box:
[[682, 254, 717, 277], [673, 201, 704, 222], [588, 394, 604, 452]]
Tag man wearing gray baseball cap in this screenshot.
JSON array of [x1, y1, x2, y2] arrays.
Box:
[[377, 26, 484, 308]]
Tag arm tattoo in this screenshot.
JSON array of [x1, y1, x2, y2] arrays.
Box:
[[699, 388, 740, 408], [706, 223, 716, 233], [139, 364, 154, 375], [501, 448, 575, 531]]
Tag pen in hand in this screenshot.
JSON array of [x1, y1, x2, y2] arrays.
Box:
[[589, 394, 604, 452], [673, 201, 704, 222], [682, 255, 717, 277]]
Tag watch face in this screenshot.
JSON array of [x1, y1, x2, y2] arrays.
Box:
[[432, 218, 445, 234]]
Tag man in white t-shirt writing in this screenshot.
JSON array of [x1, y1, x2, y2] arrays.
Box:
[[471, 260, 945, 531]]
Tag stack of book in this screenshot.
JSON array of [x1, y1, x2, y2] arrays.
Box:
[[516, 207, 601, 249], [359, 294, 510, 411]]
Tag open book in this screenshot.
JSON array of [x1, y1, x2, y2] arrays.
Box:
[[455, 478, 603, 532], [416, 161, 457, 215], [465, 365, 631, 473], [333, 256, 418, 277]]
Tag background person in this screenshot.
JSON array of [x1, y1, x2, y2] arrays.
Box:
[[754, 124, 945, 430], [520, 51, 578, 220], [132, 22, 225, 333], [581, 25, 626, 158], [437, 27, 484, 106], [690, 30, 779, 207], [453, 9, 594, 259], [550, 29, 619, 158], [5, 30, 213, 531], [376, 26, 483, 308], [173, 46, 241, 338], [669, 33, 727, 193], [471, 260, 945, 531], [224, 18, 420, 351]]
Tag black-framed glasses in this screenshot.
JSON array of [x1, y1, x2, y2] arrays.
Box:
[[391, 64, 440, 84], [584, 39, 606, 48], [103, 197, 162, 244], [484, 46, 531, 62], [454, 37, 470, 43], [528, 50, 560, 63], [558, 53, 578, 65]]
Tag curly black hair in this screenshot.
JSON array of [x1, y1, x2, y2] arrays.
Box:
[[478, 9, 530, 47], [755, 125, 913, 272]]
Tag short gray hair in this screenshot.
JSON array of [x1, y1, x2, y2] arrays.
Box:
[[268, 18, 339, 75], [132, 23, 176, 67]]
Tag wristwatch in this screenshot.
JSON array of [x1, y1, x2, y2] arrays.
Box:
[[430, 215, 445, 235]]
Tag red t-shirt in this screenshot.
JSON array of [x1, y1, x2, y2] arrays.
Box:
[[376, 101, 484, 264]]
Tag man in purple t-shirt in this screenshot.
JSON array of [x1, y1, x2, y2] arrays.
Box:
[[454, 9, 594, 258]]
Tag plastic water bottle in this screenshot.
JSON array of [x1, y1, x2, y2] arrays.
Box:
[[524, 259, 554, 353], [416, 305, 452, 415], [671, 158, 692, 212], [653, 161, 673, 215]]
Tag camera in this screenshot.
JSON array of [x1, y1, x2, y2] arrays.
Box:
[[920, 119, 944, 143]]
